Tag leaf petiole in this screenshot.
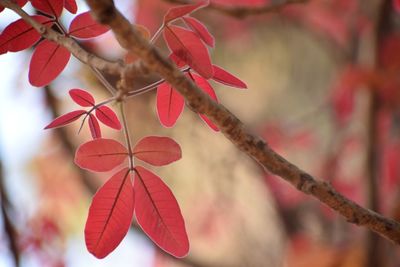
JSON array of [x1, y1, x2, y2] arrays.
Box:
[[150, 24, 165, 44]]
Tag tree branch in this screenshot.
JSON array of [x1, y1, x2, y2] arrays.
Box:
[[363, 0, 391, 265], [163, 0, 307, 18], [0, 161, 20, 267], [84, 0, 400, 245]]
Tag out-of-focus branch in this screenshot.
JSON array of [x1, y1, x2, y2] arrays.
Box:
[[163, 0, 307, 18], [365, 91, 385, 267], [363, 0, 390, 266], [0, 161, 20, 267], [83, 0, 400, 245]]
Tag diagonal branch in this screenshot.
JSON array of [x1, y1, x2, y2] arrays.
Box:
[[163, 0, 307, 18], [84, 0, 400, 245]]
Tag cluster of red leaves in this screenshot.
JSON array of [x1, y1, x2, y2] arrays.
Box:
[[156, 1, 247, 130], [44, 88, 121, 138], [75, 136, 189, 258], [44, 88, 189, 258], [0, 0, 109, 87], [0, 0, 249, 260]]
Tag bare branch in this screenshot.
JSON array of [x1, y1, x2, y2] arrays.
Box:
[[363, 0, 390, 264], [84, 0, 400, 244], [0, 161, 20, 267], [163, 0, 307, 18], [90, 66, 117, 95]]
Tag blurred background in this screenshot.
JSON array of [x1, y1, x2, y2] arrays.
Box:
[[1, 0, 400, 266]]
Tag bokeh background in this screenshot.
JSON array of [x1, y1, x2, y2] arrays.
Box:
[[1, 0, 400, 266]]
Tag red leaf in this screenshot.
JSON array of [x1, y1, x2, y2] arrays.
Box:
[[18, 0, 27, 6], [164, 26, 213, 79], [199, 114, 219, 132], [0, 0, 27, 13], [64, 0, 77, 14], [133, 136, 182, 166], [0, 16, 53, 54], [95, 106, 121, 130], [85, 168, 134, 259], [29, 40, 71, 87], [69, 88, 95, 107], [75, 138, 128, 172], [212, 65, 247, 89], [330, 66, 369, 124], [156, 82, 185, 128], [164, 0, 208, 23], [88, 114, 101, 139], [191, 72, 218, 101], [211, 0, 265, 6], [190, 73, 219, 131], [383, 143, 400, 187], [134, 166, 189, 258], [380, 35, 400, 69], [69, 11, 110, 39], [31, 0, 63, 17], [183, 16, 214, 47], [44, 110, 86, 129], [170, 53, 186, 68], [394, 0, 400, 13]]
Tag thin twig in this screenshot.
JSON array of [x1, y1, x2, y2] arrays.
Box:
[[125, 80, 161, 98], [125, 67, 190, 98], [150, 25, 165, 44], [90, 66, 117, 95], [78, 96, 118, 133], [119, 102, 135, 170], [54, 19, 68, 35]]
